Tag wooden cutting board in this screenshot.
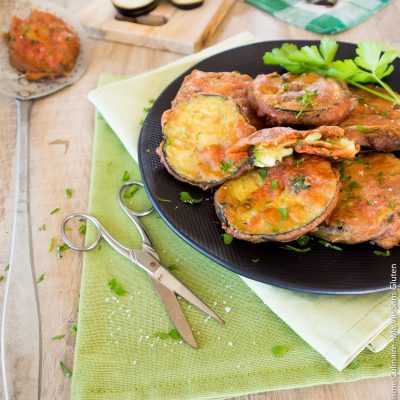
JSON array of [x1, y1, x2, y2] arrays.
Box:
[[77, 0, 236, 54]]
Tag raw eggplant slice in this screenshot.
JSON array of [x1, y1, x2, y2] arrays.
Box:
[[172, 69, 262, 129], [227, 126, 359, 168], [111, 0, 159, 17], [312, 153, 400, 249], [169, 0, 204, 9], [157, 94, 256, 190], [214, 155, 340, 243], [248, 72, 356, 127]]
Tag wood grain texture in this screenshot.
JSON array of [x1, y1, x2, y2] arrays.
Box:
[[77, 0, 235, 54], [0, 0, 399, 399]]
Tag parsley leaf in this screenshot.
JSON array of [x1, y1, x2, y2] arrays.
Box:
[[56, 243, 69, 258], [271, 345, 288, 358], [295, 157, 305, 168], [318, 240, 342, 251], [280, 245, 311, 253], [179, 192, 203, 204], [39, 224, 46, 231], [157, 196, 172, 203], [356, 125, 378, 133], [66, 188, 73, 199], [377, 172, 384, 184], [108, 278, 127, 296], [258, 169, 268, 179], [270, 180, 278, 189], [297, 235, 310, 247], [50, 207, 60, 215], [295, 89, 318, 118], [0, 275, 4, 282], [49, 238, 55, 252], [59, 361, 72, 379], [78, 224, 86, 234], [124, 185, 138, 198], [220, 160, 233, 171], [373, 249, 390, 257], [122, 170, 130, 181], [222, 233, 233, 245], [153, 328, 182, 341], [278, 208, 288, 221], [290, 174, 311, 193], [36, 273, 45, 283], [263, 39, 400, 104], [70, 325, 78, 335], [52, 334, 65, 341]]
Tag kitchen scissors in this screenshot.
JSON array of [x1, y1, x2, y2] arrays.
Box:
[[61, 181, 224, 348]]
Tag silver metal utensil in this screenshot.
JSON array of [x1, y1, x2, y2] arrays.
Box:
[[0, 1, 90, 399]]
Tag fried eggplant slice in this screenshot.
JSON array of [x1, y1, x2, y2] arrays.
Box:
[[157, 94, 256, 190], [227, 126, 359, 168], [248, 72, 356, 127], [172, 70, 263, 128], [3, 9, 80, 81], [214, 156, 340, 243], [340, 86, 400, 152], [312, 153, 400, 249]]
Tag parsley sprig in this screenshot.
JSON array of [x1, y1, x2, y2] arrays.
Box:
[[263, 39, 400, 104]]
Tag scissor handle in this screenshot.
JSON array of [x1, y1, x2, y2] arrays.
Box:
[[118, 181, 153, 217]]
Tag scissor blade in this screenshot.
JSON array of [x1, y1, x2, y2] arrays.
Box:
[[150, 278, 198, 349], [155, 268, 225, 325]]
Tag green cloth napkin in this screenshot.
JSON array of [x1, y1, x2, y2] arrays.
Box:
[[244, 0, 391, 34], [72, 34, 397, 399]]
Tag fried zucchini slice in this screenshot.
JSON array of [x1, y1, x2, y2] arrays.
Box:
[[157, 94, 256, 190], [227, 126, 359, 168], [248, 72, 356, 127], [214, 156, 340, 243], [312, 153, 400, 249]]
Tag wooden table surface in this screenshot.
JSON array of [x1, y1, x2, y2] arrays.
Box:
[[0, 1, 399, 399]]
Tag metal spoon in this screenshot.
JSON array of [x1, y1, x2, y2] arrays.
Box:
[[0, 1, 90, 398]]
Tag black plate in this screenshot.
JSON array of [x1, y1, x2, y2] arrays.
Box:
[[138, 40, 399, 294]]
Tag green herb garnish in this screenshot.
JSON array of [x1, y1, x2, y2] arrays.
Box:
[[0, 275, 4, 282], [280, 245, 311, 253], [145, 148, 151, 154], [283, 83, 289, 91], [153, 328, 181, 341], [251, 258, 260, 263], [220, 160, 233, 171], [157, 196, 172, 203], [70, 325, 77, 335], [290, 174, 311, 193], [108, 278, 127, 296], [295, 89, 318, 118], [377, 172, 384, 184], [66, 188, 73, 199], [50, 207, 60, 215], [52, 334, 65, 341], [39, 224, 46, 231], [263, 39, 400, 104], [49, 238, 55, 252], [271, 345, 288, 358], [124, 185, 139, 198], [295, 157, 305, 168], [222, 234, 233, 245], [179, 191, 203, 204], [318, 240, 342, 251], [78, 224, 86, 234], [122, 170, 130, 181], [390, 199, 395, 209], [59, 361, 72, 379], [349, 181, 362, 189], [270, 180, 278, 189], [278, 208, 288, 221], [4, 264, 9, 271], [167, 264, 178, 271], [297, 235, 310, 247], [356, 125, 378, 133], [258, 169, 268, 179], [56, 243, 69, 258], [36, 273, 45, 283], [373, 249, 390, 257]]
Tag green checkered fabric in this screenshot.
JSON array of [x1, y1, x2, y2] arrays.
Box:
[[244, 0, 391, 34]]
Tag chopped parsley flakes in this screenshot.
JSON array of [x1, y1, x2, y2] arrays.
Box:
[[280, 245, 311, 253], [66, 188, 73, 199], [318, 240, 342, 251], [108, 278, 127, 296], [373, 249, 390, 257], [179, 191, 203, 204], [222, 233, 233, 245], [59, 361, 72, 379], [290, 174, 311, 193], [271, 345, 288, 358], [220, 160, 233, 171]]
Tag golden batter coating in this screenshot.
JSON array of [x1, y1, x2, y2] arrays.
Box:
[[227, 126, 359, 168], [340, 86, 400, 152], [214, 155, 340, 243], [172, 69, 263, 129], [312, 153, 400, 249], [3, 9, 80, 81], [248, 72, 356, 127], [157, 94, 256, 190]]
